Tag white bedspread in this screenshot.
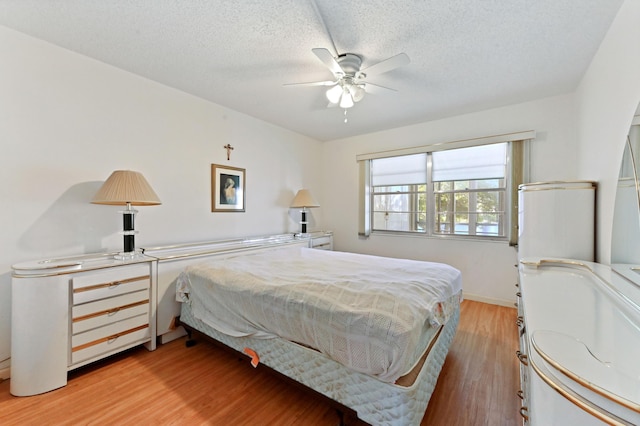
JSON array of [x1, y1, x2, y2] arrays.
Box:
[[177, 247, 462, 383]]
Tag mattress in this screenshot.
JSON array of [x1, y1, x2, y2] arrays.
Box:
[[177, 247, 461, 383]]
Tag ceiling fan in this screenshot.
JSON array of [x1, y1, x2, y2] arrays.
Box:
[[285, 0, 410, 111]]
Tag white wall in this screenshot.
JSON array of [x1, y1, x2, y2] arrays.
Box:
[[0, 27, 322, 374], [321, 94, 579, 306], [575, 0, 640, 264]]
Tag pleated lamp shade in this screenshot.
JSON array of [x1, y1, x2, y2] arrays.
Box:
[[290, 189, 319, 208], [92, 170, 161, 206]]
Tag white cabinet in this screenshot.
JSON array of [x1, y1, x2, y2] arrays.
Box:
[[518, 181, 596, 261], [11, 255, 156, 396]]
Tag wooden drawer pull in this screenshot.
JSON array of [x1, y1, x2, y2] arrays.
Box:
[[516, 350, 529, 366], [516, 390, 524, 400]]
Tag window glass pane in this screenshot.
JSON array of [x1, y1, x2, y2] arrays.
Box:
[[434, 193, 450, 233], [476, 191, 503, 236], [476, 191, 501, 214], [455, 193, 469, 235], [454, 214, 469, 235], [476, 214, 501, 236], [373, 193, 408, 212], [475, 179, 503, 189], [374, 185, 411, 193], [372, 184, 426, 232], [434, 181, 452, 191], [454, 181, 469, 190]]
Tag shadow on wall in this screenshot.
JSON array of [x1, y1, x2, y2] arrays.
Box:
[[17, 181, 118, 255], [281, 189, 318, 234]]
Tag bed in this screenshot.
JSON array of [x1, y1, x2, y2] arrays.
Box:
[[176, 246, 462, 425]]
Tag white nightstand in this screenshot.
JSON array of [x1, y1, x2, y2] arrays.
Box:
[[11, 253, 156, 396], [308, 231, 333, 250]]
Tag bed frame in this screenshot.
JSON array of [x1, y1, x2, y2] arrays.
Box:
[[146, 234, 459, 425], [179, 300, 459, 426]]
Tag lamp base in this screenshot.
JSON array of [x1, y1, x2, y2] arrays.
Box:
[[300, 208, 308, 234], [118, 204, 140, 260], [113, 250, 145, 260]]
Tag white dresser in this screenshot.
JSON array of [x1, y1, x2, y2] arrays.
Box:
[[10, 232, 334, 393], [11, 254, 156, 396], [517, 258, 640, 425]]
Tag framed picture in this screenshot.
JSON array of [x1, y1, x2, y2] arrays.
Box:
[[211, 164, 245, 212]]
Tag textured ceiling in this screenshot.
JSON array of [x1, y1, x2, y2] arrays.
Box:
[[0, 0, 624, 141]]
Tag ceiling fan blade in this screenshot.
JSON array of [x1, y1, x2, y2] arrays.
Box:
[[284, 80, 337, 87], [363, 82, 398, 94], [309, 0, 339, 57], [360, 53, 410, 77], [312, 48, 344, 76]]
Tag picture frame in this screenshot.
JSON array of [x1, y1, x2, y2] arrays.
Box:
[[211, 164, 245, 212]]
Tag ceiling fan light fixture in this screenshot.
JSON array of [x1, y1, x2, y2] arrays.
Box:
[[339, 88, 354, 108], [349, 85, 365, 102], [326, 84, 343, 104]]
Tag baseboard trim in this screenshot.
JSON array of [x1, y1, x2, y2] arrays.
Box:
[[463, 292, 515, 308]]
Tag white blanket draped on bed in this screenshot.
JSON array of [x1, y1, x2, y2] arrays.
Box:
[[177, 247, 462, 383]]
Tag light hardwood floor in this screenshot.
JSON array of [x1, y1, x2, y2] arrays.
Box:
[[0, 300, 520, 425]]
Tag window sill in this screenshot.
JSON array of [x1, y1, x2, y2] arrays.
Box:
[[371, 230, 511, 244]]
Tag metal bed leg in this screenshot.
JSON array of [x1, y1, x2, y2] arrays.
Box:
[[185, 328, 197, 347]]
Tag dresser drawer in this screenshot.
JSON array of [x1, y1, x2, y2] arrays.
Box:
[[311, 236, 332, 250], [72, 290, 149, 334], [72, 264, 150, 305], [71, 324, 150, 365], [72, 313, 149, 350]]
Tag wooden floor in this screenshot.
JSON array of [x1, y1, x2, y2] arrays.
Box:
[[0, 300, 520, 425]]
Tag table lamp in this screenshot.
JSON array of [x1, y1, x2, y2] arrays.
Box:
[[290, 189, 319, 235], [92, 170, 161, 259]]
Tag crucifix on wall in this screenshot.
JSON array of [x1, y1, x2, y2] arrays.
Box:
[[223, 144, 234, 161]]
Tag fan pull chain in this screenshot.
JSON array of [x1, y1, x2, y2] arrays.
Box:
[[344, 109, 348, 123]]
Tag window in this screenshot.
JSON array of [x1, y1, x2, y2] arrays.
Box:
[[371, 153, 427, 232], [364, 141, 523, 240], [431, 143, 507, 237]]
